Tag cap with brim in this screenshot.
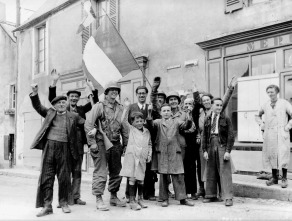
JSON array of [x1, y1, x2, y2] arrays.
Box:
[[67, 90, 81, 97], [166, 91, 181, 104], [157, 90, 166, 100], [51, 95, 67, 105], [104, 86, 121, 95]]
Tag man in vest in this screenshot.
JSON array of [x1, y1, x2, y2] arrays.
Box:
[[48, 69, 99, 206]]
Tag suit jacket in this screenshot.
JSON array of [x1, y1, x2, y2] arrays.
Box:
[[128, 103, 149, 122], [48, 86, 98, 153], [30, 93, 85, 160]]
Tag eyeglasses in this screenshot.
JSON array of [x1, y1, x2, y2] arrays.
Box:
[[137, 92, 147, 95]]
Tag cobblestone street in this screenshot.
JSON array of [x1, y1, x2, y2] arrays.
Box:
[[1, 174, 292, 220]]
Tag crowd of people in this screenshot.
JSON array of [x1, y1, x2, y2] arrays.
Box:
[[29, 70, 291, 217]]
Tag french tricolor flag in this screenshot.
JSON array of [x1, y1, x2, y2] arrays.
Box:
[[82, 13, 141, 95]]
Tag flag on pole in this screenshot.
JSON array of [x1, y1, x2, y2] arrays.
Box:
[[82, 14, 142, 94], [76, 0, 96, 34]]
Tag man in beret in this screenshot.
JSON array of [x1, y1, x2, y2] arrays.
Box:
[[30, 84, 85, 217], [48, 69, 99, 206]]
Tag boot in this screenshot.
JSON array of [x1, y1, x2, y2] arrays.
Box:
[[137, 183, 148, 208], [129, 185, 141, 211], [281, 168, 288, 188], [96, 195, 109, 211], [36, 206, 53, 217], [266, 169, 278, 186], [110, 192, 127, 207]]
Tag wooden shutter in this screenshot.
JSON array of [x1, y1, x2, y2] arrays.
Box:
[[4, 135, 9, 160], [109, 0, 119, 29], [225, 0, 243, 13], [82, 1, 91, 52]]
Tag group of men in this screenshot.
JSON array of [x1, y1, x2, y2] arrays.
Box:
[[30, 69, 291, 217]]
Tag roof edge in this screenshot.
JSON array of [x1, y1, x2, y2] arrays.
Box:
[[196, 19, 292, 49], [13, 0, 79, 32]]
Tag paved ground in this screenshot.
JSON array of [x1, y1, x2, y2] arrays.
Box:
[[0, 174, 292, 220]]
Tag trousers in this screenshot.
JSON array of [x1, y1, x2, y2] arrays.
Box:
[[91, 141, 123, 196], [36, 140, 71, 208], [159, 174, 187, 201]]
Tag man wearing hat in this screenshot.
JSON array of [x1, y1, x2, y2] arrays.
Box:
[[30, 84, 85, 217], [85, 80, 128, 211], [48, 70, 98, 206]]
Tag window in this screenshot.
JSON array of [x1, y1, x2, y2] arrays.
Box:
[[225, 0, 243, 13], [249, 0, 270, 5], [97, 0, 109, 26], [251, 52, 275, 76], [10, 85, 16, 109], [36, 25, 46, 74], [284, 49, 292, 68], [208, 62, 221, 96], [226, 56, 250, 140]]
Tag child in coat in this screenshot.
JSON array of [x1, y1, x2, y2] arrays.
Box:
[[147, 103, 194, 207], [119, 98, 152, 210]]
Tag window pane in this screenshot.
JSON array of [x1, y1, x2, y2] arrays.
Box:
[[208, 49, 221, 60], [38, 51, 45, 62], [250, 0, 269, 4], [251, 53, 275, 76], [38, 39, 45, 51], [284, 49, 292, 68], [209, 62, 220, 96], [226, 57, 250, 140], [38, 61, 45, 73]]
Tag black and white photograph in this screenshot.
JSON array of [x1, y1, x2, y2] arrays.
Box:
[[0, 0, 292, 220]]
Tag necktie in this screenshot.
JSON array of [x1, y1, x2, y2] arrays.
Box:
[[141, 105, 144, 111], [211, 113, 218, 133]]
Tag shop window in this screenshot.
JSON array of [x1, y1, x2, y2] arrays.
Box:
[[208, 62, 221, 96], [226, 56, 249, 140], [284, 49, 292, 68], [251, 52, 275, 76]]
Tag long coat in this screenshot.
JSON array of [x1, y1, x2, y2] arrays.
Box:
[[30, 93, 85, 160], [148, 118, 192, 174], [120, 125, 152, 181], [258, 98, 292, 169]]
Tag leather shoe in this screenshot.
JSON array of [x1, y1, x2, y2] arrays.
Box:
[[61, 204, 71, 213], [74, 198, 86, 205], [203, 197, 223, 203], [110, 193, 127, 207], [161, 200, 169, 207], [191, 194, 198, 200], [148, 196, 156, 201], [225, 199, 233, 206], [36, 206, 53, 217], [180, 199, 194, 206]]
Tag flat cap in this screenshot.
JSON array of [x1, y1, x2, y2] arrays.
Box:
[[67, 90, 81, 97], [51, 95, 67, 105]]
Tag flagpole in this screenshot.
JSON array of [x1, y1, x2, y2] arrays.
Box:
[[102, 11, 152, 88]]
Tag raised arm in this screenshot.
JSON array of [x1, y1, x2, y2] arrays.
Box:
[[150, 77, 161, 115], [48, 69, 60, 102], [222, 76, 237, 112], [82, 80, 98, 113], [121, 98, 131, 129], [30, 84, 49, 118], [178, 111, 192, 131]]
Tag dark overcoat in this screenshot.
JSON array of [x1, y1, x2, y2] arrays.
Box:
[[30, 93, 85, 160], [149, 118, 191, 174]]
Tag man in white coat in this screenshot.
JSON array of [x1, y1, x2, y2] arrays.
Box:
[[256, 84, 292, 188]]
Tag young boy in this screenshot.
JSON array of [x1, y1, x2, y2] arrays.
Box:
[[201, 98, 235, 206], [120, 98, 152, 211], [147, 103, 194, 207]]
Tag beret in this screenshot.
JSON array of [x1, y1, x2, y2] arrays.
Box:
[[51, 95, 67, 105]]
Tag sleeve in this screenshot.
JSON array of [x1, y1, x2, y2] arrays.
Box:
[[150, 87, 159, 114], [222, 86, 235, 112], [148, 137, 152, 159], [226, 117, 235, 153], [255, 104, 265, 131], [121, 121, 129, 147], [48, 86, 57, 103], [30, 93, 49, 118], [92, 89, 99, 103], [84, 103, 103, 146], [178, 118, 192, 131], [201, 118, 208, 153], [122, 106, 131, 129]]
